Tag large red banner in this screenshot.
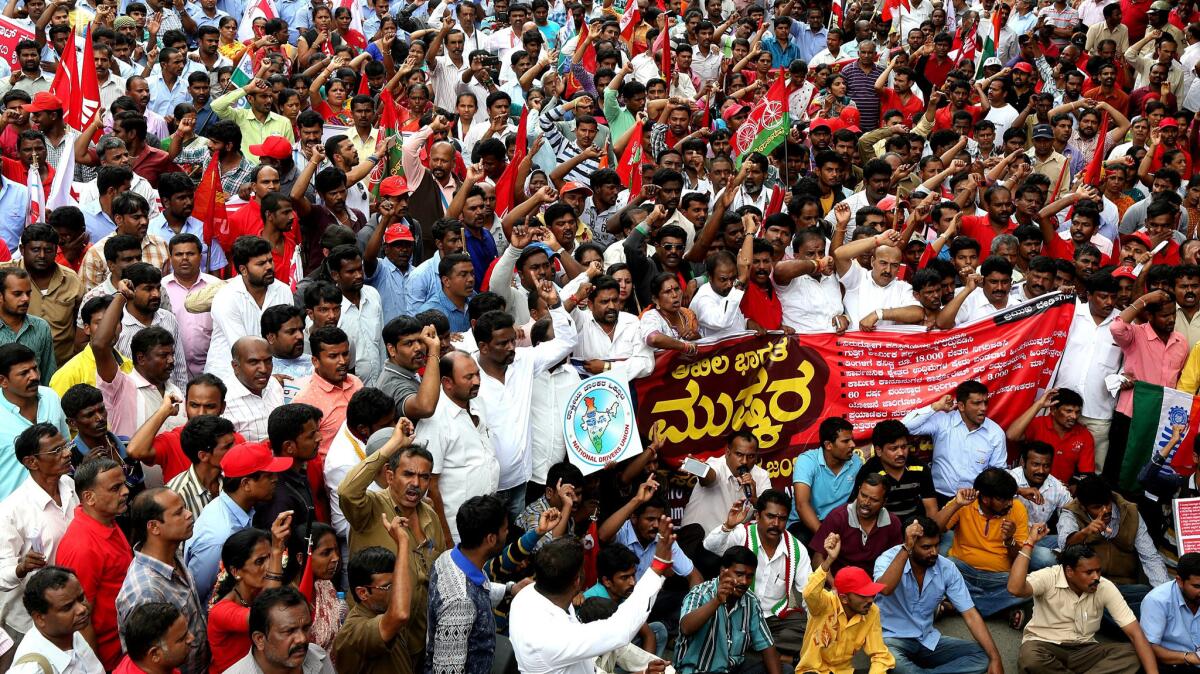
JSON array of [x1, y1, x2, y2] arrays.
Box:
[[634, 292, 1076, 487]]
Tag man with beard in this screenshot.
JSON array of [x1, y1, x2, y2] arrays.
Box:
[[55, 457, 133, 669], [186, 72, 217, 137], [1059, 476, 1169, 608], [406, 220, 466, 322], [717, 153, 777, 216], [1172, 264, 1200, 349], [403, 115, 463, 259], [152, 173, 227, 274], [625, 219, 692, 311], [115, 263, 189, 390], [260, 305, 311, 391], [363, 188, 418, 323], [81, 189, 168, 291], [875, 518, 1005, 674], [797, 533, 894, 673], [73, 137, 161, 223], [960, 184, 1019, 257], [376, 318, 440, 422], [853, 420, 938, 524], [692, 248, 749, 340], [1010, 529, 1159, 674], [472, 286, 576, 522], [0, 269, 54, 391], [0, 40, 51, 98], [776, 227, 844, 333], [1007, 442, 1072, 569], [811, 474, 904, 574], [859, 268, 945, 330], [1008, 387, 1096, 482], [253, 403, 324, 567], [939, 256, 1015, 327], [116, 488, 209, 674], [675, 545, 782, 674], [834, 228, 920, 331], [6, 225, 81, 368], [903, 382, 1007, 501], [1010, 255, 1057, 303], [1083, 61, 1129, 116], [572, 275, 654, 379], [204, 236, 294, 381]]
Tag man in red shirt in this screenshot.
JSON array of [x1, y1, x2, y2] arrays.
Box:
[[959, 184, 1017, 255], [55, 456, 133, 669], [223, 167, 303, 288], [112, 603, 193, 674], [874, 56, 925, 126], [933, 80, 983, 130], [125, 374, 244, 482], [1039, 194, 1114, 264], [1007, 387, 1096, 482]]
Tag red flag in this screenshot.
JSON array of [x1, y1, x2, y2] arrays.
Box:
[[297, 543, 316, 605], [880, 0, 911, 22], [79, 27, 101, 129], [582, 519, 599, 587], [1084, 114, 1109, 187], [661, 17, 672, 92], [619, 5, 640, 43], [357, 69, 370, 96], [578, 20, 597, 72], [765, 185, 784, 216], [494, 108, 529, 218], [49, 33, 80, 129], [193, 152, 229, 260], [617, 120, 645, 195]]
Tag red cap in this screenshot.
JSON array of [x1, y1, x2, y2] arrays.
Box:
[[833, 566, 886, 596], [1160, 117, 1180, 129], [877, 195, 897, 211], [840, 108, 862, 134], [379, 176, 410, 197], [561, 181, 593, 196], [1112, 266, 1138, 280], [1121, 231, 1153, 249], [1013, 61, 1034, 73], [384, 223, 415, 243], [249, 136, 293, 160], [24, 92, 63, 113], [722, 102, 751, 122], [221, 441, 293, 478]]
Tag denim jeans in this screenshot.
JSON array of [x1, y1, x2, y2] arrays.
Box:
[[950, 557, 1026, 617], [496, 484, 527, 524], [884, 636, 990, 674], [1030, 536, 1058, 570], [633, 621, 668, 658]]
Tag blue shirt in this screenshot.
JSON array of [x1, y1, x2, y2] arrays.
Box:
[[902, 408, 1007, 496], [794, 26, 828, 62], [791, 448, 862, 523], [148, 214, 229, 272], [582, 582, 613, 600], [366, 257, 413, 323], [0, 177, 30, 251], [462, 227, 497, 292], [276, 0, 313, 43], [613, 520, 694, 579], [145, 73, 192, 117], [215, 0, 246, 25], [184, 492, 254, 604], [0, 386, 68, 500], [81, 200, 117, 243], [1142, 580, 1200, 654], [407, 251, 443, 311], [760, 34, 804, 69], [873, 544, 975, 650], [416, 290, 472, 332], [675, 579, 773, 674]]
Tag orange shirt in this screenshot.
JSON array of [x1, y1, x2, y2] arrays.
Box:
[[947, 500, 1029, 572]]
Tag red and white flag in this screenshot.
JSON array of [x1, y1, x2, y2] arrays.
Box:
[[47, 142, 77, 210], [27, 162, 44, 225], [338, 0, 368, 49], [617, 120, 645, 195], [79, 27, 101, 129], [619, 5, 640, 42], [237, 0, 278, 42]]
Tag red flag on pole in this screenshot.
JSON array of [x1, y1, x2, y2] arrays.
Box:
[[494, 108, 529, 218], [193, 152, 229, 269], [79, 28, 101, 129], [619, 5, 640, 43], [1084, 114, 1109, 187], [617, 120, 645, 195], [49, 33, 80, 129]]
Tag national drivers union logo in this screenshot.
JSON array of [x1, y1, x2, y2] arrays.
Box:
[[563, 375, 639, 469]]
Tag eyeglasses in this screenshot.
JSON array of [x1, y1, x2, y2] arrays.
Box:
[[34, 443, 71, 457], [365, 583, 393, 592], [660, 243, 686, 252]]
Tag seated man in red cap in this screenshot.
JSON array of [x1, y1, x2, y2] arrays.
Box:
[[796, 533, 895, 674]]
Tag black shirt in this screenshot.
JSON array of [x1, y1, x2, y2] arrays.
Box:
[[853, 456, 935, 526]]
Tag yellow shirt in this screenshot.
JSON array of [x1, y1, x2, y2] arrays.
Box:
[[48, 345, 133, 399], [796, 566, 895, 674], [946, 500, 1029, 573]]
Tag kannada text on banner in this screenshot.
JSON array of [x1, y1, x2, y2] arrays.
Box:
[[633, 292, 1076, 488]]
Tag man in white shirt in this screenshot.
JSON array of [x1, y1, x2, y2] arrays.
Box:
[[415, 351, 501, 543], [324, 389, 396, 544], [691, 249, 749, 339], [509, 528, 674, 674], [1051, 270, 1123, 468], [327, 246, 385, 387], [571, 275, 654, 380], [473, 282, 578, 522], [834, 229, 920, 330], [0, 424, 77, 636], [427, 19, 469, 111], [204, 237, 294, 382], [777, 229, 845, 333], [222, 337, 286, 443], [940, 256, 1015, 327], [681, 430, 773, 574], [9, 566, 104, 674]]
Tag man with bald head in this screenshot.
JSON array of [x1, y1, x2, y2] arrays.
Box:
[[401, 113, 464, 259], [833, 226, 921, 330], [222, 336, 285, 442]]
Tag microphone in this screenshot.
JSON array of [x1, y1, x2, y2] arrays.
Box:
[[737, 465, 752, 502]]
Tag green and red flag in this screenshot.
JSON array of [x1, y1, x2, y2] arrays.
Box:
[[732, 70, 790, 161], [617, 120, 645, 195], [370, 89, 406, 199]]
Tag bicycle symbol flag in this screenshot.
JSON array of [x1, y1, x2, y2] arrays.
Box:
[[563, 375, 644, 475], [732, 69, 792, 161]]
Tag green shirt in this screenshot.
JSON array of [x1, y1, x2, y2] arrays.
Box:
[[0, 315, 57, 379], [603, 88, 637, 147], [210, 88, 296, 161]]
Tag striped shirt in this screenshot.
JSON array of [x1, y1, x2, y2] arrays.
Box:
[[116, 551, 211, 674], [176, 146, 256, 195], [675, 578, 773, 674], [221, 375, 285, 443], [538, 105, 602, 184], [840, 62, 885, 132], [167, 465, 216, 518], [80, 233, 169, 292]]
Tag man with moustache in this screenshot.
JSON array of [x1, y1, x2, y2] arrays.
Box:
[[691, 249, 750, 340], [675, 545, 782, 674], [775, 226, 844, 333], [834, 228, 920, 331], [224, 337, 287, 443], [204, 236, 294, 382], [261, 305, 312, 393], [875, 518, 1005, 674], [8, 566, 104, 674], [55, 457, 133, 669], [113, 603, 195, 674], [1008, 442, 1072, 570], [938, 256, 1016, 327], [811, 475, 904, 575], [702, 490, 812, 657], [853, 420, 938, 524], [571, 275, 654, 380], [1009, 527, 1160, 674], [115, 263, 189, 391], [224, 587, 335, 673], [403, 115, 463, 260]]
